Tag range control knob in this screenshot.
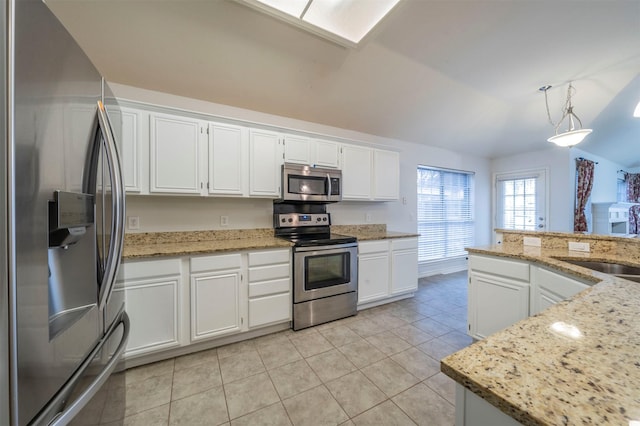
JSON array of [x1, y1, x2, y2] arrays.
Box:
[[316, 217, 322, 221], [281, 218, 286, 223], [323, 217, 328, 221], [288, 218, 293, 223]]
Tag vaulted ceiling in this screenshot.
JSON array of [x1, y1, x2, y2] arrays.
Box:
[[46, 0, 640, 166]]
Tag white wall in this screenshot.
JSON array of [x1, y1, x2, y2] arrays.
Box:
[[113, 83, 492, 247], [570, 147, 623, 204], [491, 147, 573, 232]]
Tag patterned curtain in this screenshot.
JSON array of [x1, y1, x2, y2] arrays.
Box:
[[574, 159, 595, 232], [626, 173, 640, 202], [626, 174, 640, 234]]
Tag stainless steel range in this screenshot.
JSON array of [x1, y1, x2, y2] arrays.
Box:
[[274, 204, 358, 330]]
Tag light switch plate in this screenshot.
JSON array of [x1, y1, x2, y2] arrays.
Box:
[[568, 241, 590, 252], [220, 216, 229, 226]]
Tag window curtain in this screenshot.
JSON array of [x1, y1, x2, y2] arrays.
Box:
[[626, 173, 640, 234], [626, 173, 640, 202], [574, 158, 595, 232]]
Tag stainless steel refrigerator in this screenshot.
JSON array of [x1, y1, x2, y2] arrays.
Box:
[[1, 0, 130, 424]]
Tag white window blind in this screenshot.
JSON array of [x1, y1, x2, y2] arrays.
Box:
[[417, 166, 474, 262]]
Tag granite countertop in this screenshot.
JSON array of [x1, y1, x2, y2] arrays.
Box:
[[441, 244, 640, 425], [123, 225, 418, 260], [123, 229, 293, 259], [332, 224, 419, 241]]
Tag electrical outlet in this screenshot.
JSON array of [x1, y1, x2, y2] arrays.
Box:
[[127, 216, 140, 230], [568, 241, 590, 252], [220, 216, 229, 226], [365, 213, 372, 223], [523, 237, 541, 247]]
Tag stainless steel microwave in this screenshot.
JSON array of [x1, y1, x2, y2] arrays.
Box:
[[281, 163, 342, 203]]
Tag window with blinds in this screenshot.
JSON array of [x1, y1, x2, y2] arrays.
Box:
[[417, 166, 474, 262]]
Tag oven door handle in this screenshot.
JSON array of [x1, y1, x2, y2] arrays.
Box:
[[294, 242, 358, 253]]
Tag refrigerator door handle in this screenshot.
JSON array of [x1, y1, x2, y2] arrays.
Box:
[[34, 310, 130, 426], [95, 100, 126, 311]]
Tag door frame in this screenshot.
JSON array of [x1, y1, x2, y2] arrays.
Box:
[[492, 168, 550, 244]]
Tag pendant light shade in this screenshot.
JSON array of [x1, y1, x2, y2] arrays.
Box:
[[547, 129, 593, 147], [540, 83, 592, 147]]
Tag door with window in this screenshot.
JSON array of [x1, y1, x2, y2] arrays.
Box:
[[495, 170, 547, 233]]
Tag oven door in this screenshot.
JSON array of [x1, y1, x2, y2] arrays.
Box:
[[293, 243, 358, 303]]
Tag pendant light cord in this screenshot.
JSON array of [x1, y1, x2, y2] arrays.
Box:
[[543, 83, 583, 133]]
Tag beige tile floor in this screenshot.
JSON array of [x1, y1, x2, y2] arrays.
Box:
[[72, 271, 472, 426]]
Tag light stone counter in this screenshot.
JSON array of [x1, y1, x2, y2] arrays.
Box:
[[123, 229, 292, 259], [332, 224, 419, 241], [123, 225, 418, 260], [441, 242, 640, 425]]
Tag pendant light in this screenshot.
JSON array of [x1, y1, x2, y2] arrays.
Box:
[[540, 83, 592, 147]]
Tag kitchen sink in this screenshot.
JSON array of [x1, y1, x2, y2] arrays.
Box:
[[560, 259, 640, 282]]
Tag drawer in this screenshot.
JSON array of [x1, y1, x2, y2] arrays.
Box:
[[190, 253, 242, 273], [248, 249, 290, 267], [117, 258, 182, 282], [470, 254, 529, 282], [249, 278, 290, 297], [391, 237, 418, 251], [249, 264, 290, 282], [249, 293, 291, 328], [359, 240, 389, 254]]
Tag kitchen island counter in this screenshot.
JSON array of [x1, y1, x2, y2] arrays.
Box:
[[441, 244, 640, 425]]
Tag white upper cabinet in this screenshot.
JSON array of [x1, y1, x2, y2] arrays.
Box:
[[208, 122, 247, 196], [373, 149, 399, 200], [341, 144, 373, 200], [109, 106, 148, 194], [283, 134, 311, 165], [313, 139, 340, 169], [284, 135, 340, 169], [249, 129, 284, 198], [150, 112, 205, 194]]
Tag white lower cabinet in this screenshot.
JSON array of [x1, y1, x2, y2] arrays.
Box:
[[247, 249, 291, 328], [116, 258, 182, 358], [358, 238, 418, 307], [530, 266, 590, 315], [190, 254, 245, 341], [358, 241, 390, 304], [468, 254, 595, 340], [468, 254, 530, 340], [391, 238, 418, 295], [119, 248, 292, 363]]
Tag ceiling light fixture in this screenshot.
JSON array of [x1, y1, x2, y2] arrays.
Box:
[[539, 83, 593, 147], [238, 0, 401, 47]]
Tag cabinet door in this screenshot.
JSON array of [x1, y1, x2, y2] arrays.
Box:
[[391, 249, 418, 295], [530, 266, 590, 315], [103, 106, 146, 193], [373, 149, 399, 200], [358, 252, 390, 304], [191, 270, 242, 341], [314, 139, 340, 168], [117, 278, 180, 357], [249, 129, 283, 197], [208, 122, 246, 195], [284, 135, 311, 165], [150, 113, 203, 194], [341, 144, 372, 200], [468, 273, 529, 340]]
